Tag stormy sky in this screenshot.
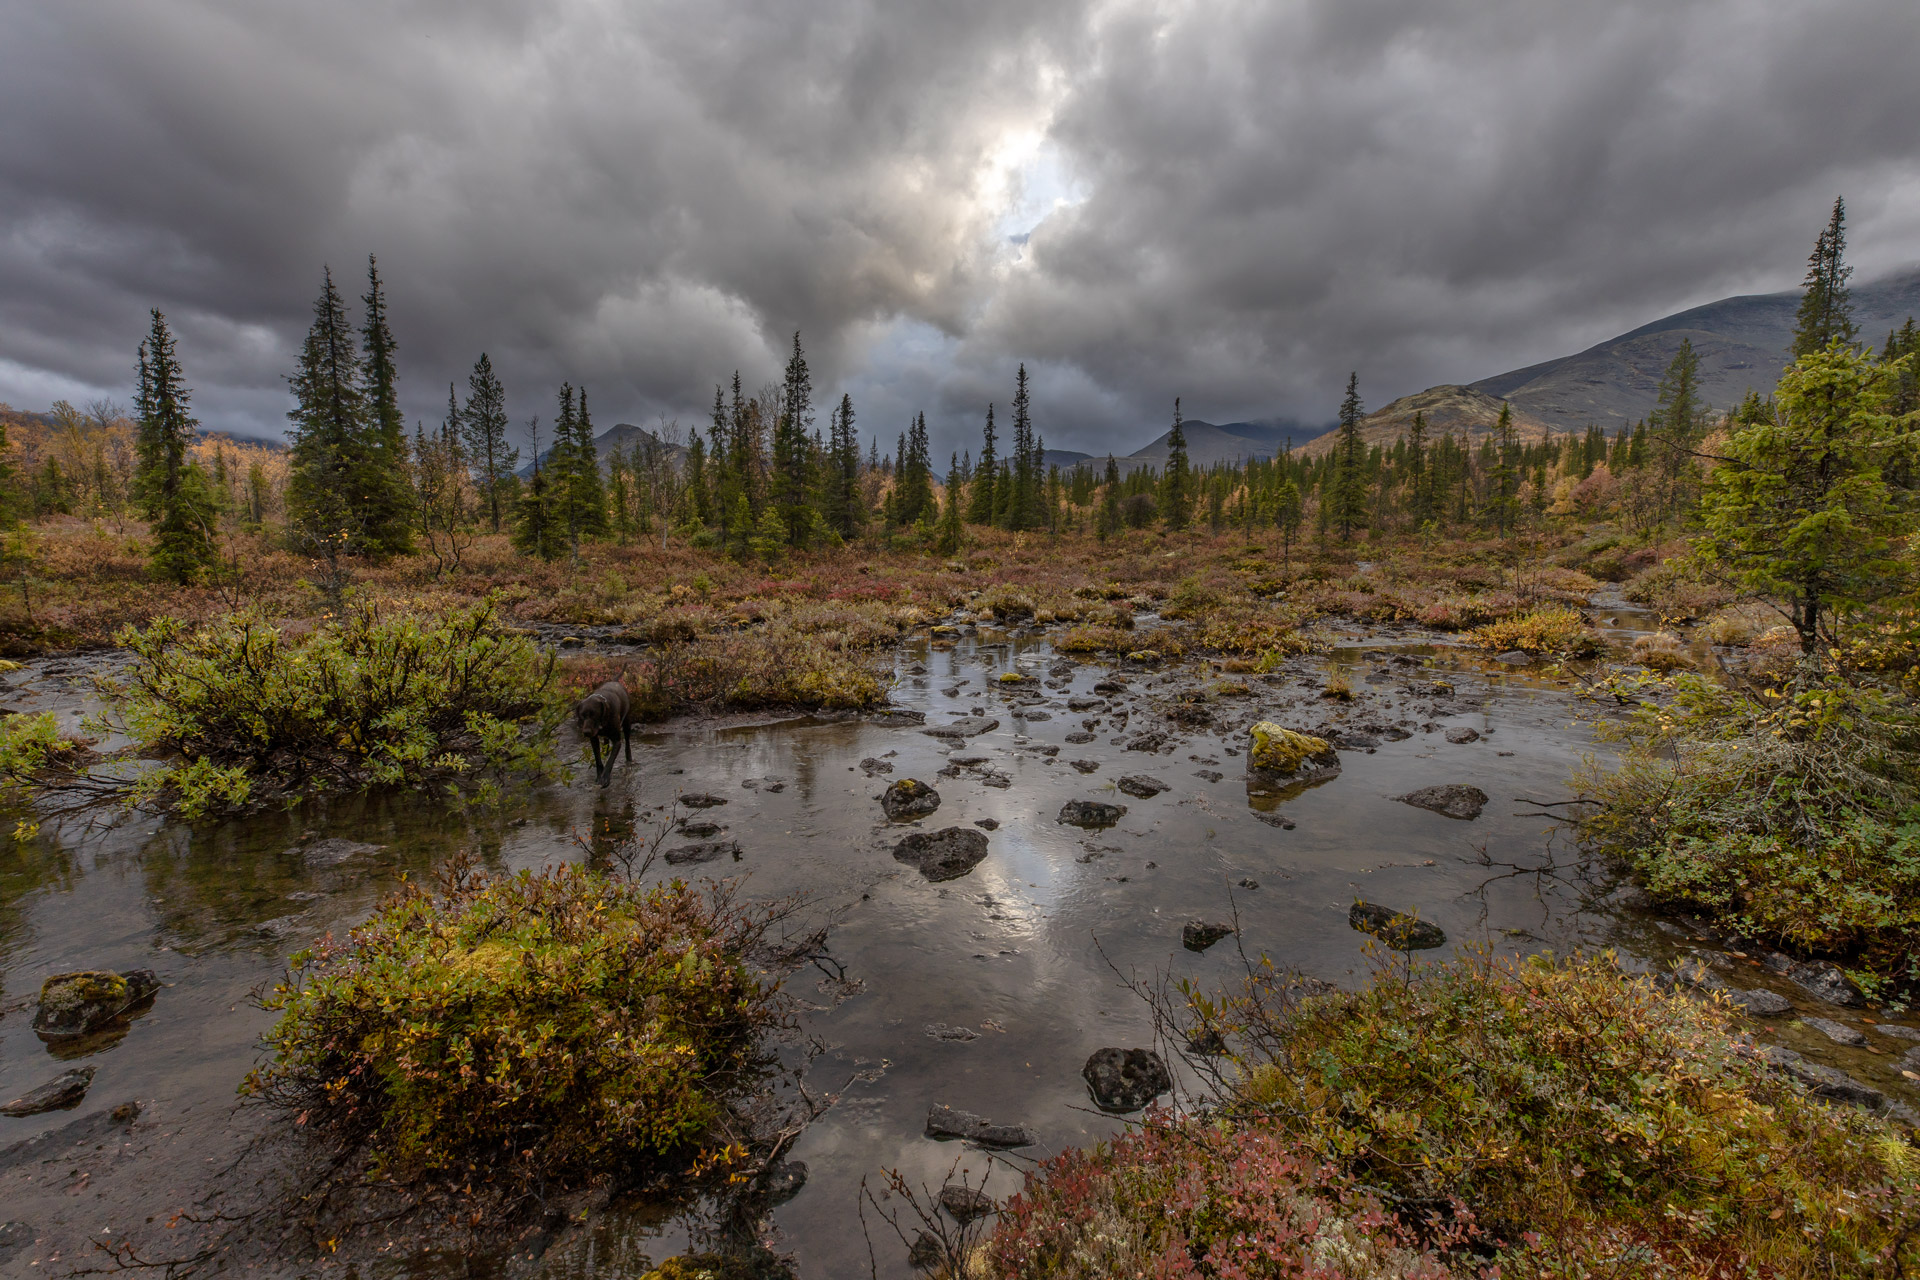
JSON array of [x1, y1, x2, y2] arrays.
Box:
[[4, 0, 1918, 457]]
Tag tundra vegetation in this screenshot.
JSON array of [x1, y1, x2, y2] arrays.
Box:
[[3, 202, 1919, 1271]]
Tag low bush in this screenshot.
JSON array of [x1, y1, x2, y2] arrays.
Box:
[[1579, 671, 1920, 993], [1628, 630, 1693, 671], [983, 1116, 1463, 1280], [625, 629, 890, 717], [246, 859, 784, 1189], [1468, 606, 1601, 656], [1187, 605, 1312, 658], [100, 594, 564, 816]]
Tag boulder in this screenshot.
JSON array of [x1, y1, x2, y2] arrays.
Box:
[[664, 840, 741, 866], [1493, 650, 1533, 665], [1726, 987, 1794, 1016], [676, 819, 723, 837], [1397, 784, 1489, 821], [678, 792, 729, 809], [33, 970, 161, 1040], [1246, 723, 1339, 785], [1787, 960, 1864, 1007], [893, 828, 991, 882], [1444, 727, 1480, 744], [1182, 920, 1235, 952], [0, 1067, 94, 1117], [1069, 759, 1100, 774], [1058, 799, 1127, 828], [1081, 1047, 1173, 1113], [939, 1185, 997, 1223], [925, 718, 1000, 739], [925, 1104, 1034, 1147], [1116, 775, 1169, 799], [881, 778, 941, 820], [1348, 902, 1447, 950], [1799, 1016, 1867, 1047]]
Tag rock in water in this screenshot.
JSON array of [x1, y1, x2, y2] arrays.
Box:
[[1116, 774, 1169, 798], [1397, 784, 1489, 820], [881, 778, 941, 820], [1058, 799, 1127, 828], [1760, 1046, 1885, 1109], [1444, 727, 1480, 745], [1246, 723, 1339, 785], [1800, 1016, 1868, 1047], [1786, 960, 1864, 1007], [1081, 1047, 1173, 1112], [33, 970, 160, 1040], [0, 1067, 95, 1117], [664, 840, 741, 866], [924, 718, 1000, 739], [939, 1184, 996, 1222], [893, 828, 990, 882], [1182, 920, 1235, 952], [1493, 650, 1533, 666], [1348, 902, 1447, 950], [925, 1104, 1034, 1147], [294, 837, 382, 868], [678, 792, 729, 809], [1726, 987, 1794, 1016]]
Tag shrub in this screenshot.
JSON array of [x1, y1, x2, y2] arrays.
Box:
[[1056, 625, 1134, 654], [626, 630, 889, 717], [99, 594, 564, 816], [246, 859, 784, 1189], [1628, 630, 1692, 671], [1229, 952, 1920, 1279], [1187, 605, 1312, 657], [984, 1115, 1462, 1280], [1579, 671, 1920, 992], [1468, 606, 1600, 656]]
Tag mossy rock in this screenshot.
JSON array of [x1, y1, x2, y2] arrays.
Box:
[[1125, 650, 1161, 662], [1247, 723, 1338, 779], [996, 672, 1028, 683], [642, 1251, 794, 1280], [34, 969, 160, 1039]]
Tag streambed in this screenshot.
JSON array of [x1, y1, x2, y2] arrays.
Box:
[[0, 607, 1911, 1278]]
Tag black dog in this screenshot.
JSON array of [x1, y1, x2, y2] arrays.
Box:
[[575, 680, 634, 787]]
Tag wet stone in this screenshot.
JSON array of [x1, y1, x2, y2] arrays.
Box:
[[1082, 1047, 1173, 1113], [0, 1066, 94, 1117], [1800, 1016, 1868, 1047], [1787, 960, 1864, 1007], [893, 828, 991, 882], [925, 1023, 980, 1042], [925, 718, 1000, 739], [1067, 698, 1106, 712], [1878, 1024, 1920, 1042], [1064, 731, 1096, 744], [1397, 784, 1489, 821], [678, 792, 729, 808], [1092, 680, 1127, 695], [974, 818, 1000, 830], [1348, 902, 1447, 950], [676, 819, 723, 837], [0, 1222, 30, 1265], [881, 778, 941, 820], [925, 1104, 1034, 1147], [1117, 774, 1169, 798], [939, 1185, 996, 1223], [664, 839, 741, 866], [1194, 769, 1223, 783], [294, 837, 382, 868], [34, 969, 161, 1039], [761, 1160, 808, 1205], [1444, 727, 1481, 744], [1017, 710, 1052, 722], [859, 757, 895, 776], [1761, 1046, 1885, 1109], [1493, 650, 1533, 665], [1125, 730, 1170, 753], [1182, 920, 1235, 952], [1069, 760, 1100, 774], [1058, 799, 1127, 828]]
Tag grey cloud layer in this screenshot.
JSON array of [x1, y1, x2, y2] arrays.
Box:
[[3, 0, 1917, 453]]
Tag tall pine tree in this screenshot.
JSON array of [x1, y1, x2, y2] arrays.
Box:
[[969, 404, 999, 524], [822, 392, 863, 538], [133, 309, 196, 522], [771, 331, 814, 545], [358, 256, 414, 554], [1793, 196, 1857, 358], [1330, 372, 1368, 542], [287, 268, 379, 558], [460, 353, 515, 532], [1161, 398, 1192, 530]]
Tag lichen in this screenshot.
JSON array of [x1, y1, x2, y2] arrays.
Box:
[[1248, 723, 1333, 776]]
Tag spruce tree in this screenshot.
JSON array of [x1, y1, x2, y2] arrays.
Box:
[[512, 418, 558, 560], [771, 331, 814, 545], [132, 309, 197, 523], [1487, 401, 1520, 537], [892, 413, 936, 526], [1161, 398, 1192, 529], [460, 353, 515, 532], [1792, 196, 1857, 358], [935, 453, 965, 554], [571, 386, 609, 540], [823, 392, 863, 538], [1331, 372, 1368, 542], [684, 425, 710, 525], [287, 268, 378, 558], [1650, 338, 1706, 519], [546, 385, 583, 556], [358, 256, 414, 554], [1275, 474, 1303, 570], [969, 404, 998, 524], [1008, 365, 1039, 529], [1405, 410, 1430, 525], [1097, 456, 1121, 540]]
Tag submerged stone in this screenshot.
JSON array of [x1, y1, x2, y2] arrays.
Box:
[[0, 1067, 94, 1117], [1726, 987, 1794, 1016], [1182, 920, 1235, 952], [33, 970, 160, 1040], [1082, 1047, 1172, 1112], [939, 1184, 996, 1222], [881, 778, 941, 820], [925, 1104, 1034, 1147], [1348, 902, 1446, 950], [1117, 774, 1169, 798], [1397, 784, 1489, 820], [893, 828, 990, 882], [664, 840, 741, 866], [1058, 799, 1127, 828], [1800, 1016, 1867, 1047]]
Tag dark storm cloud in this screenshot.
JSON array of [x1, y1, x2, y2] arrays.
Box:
[[3, 0, 1917, 455]]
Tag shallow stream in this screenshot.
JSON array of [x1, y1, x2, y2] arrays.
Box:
[[0, 604, 1913, 1278]]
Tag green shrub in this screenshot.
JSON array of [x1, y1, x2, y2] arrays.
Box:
[[100, 594, 564, 816], [1224, 953, 1919, 1278], [246, 860, 783, 1188], [1580, 671, 1920, 993], [1468, 605, 1600, 656]]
